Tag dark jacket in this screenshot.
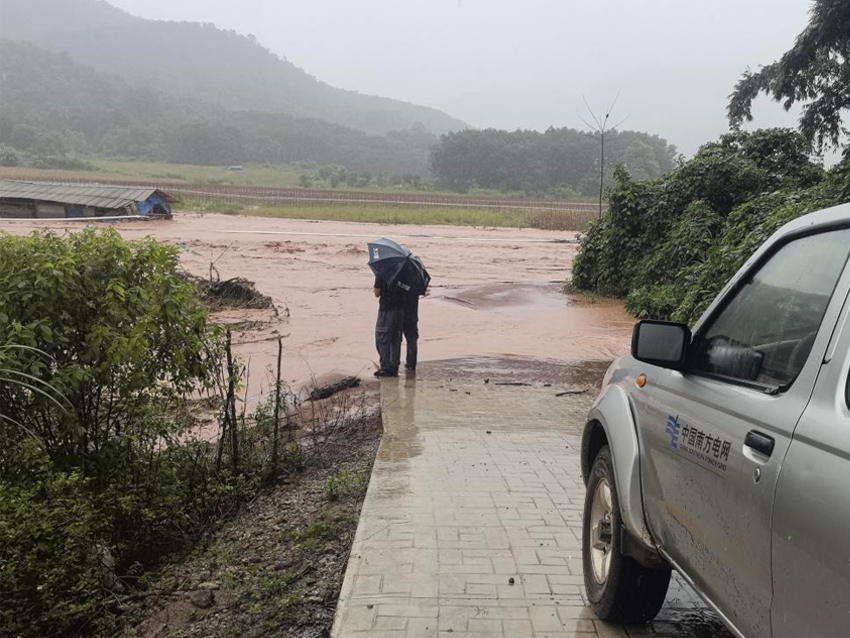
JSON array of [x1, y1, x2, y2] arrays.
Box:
[[374, 276, 406, 310]]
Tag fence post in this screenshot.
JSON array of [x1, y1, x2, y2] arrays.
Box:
[[225, 329, 239, 473], [272, 336, 282, 470]]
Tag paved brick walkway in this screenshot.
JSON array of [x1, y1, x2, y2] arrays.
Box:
[[332, 377, 730, 638]]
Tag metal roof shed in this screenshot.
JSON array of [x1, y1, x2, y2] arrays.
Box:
[[0, 180, 174, 219]]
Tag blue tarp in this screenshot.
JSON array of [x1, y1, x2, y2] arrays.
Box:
[[137, 193, 171, 217]]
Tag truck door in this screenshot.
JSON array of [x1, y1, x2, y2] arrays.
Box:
[[633, 228, 850, 638], [771, 284, 850, 638]]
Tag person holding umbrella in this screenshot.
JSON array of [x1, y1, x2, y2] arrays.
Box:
[[402, 254, 429, 372], [367, 238, 430, 378], [371, 272, 405, 377]]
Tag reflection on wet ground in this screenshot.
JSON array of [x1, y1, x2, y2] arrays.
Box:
[[332, 361, 733, 638], [419, 356, 612, 387]]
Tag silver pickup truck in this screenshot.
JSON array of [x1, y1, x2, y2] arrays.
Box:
[[580, 203, 850, 638]]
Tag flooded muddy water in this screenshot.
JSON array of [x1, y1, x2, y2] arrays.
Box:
[[3, 213, 634, 396]]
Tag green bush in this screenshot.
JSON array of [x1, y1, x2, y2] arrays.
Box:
[[0, 212, 365, 637], [0, 228, 217, 479], [571, 129, 849, 323], [0, 229, 236, 636], [0, 442, 107, 638], [324, 468, 368, 501]]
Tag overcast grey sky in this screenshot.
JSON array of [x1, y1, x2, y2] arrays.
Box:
[[109, 0, 813, 156]]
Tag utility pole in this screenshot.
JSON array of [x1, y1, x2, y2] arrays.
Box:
[[598, 121, 606, 218], [578, 92, 628, 218]]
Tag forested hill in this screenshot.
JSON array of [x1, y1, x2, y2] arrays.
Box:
[[0, 0, 679, 191], [0, 40, 439, 175], [0, 0, 466, 136]]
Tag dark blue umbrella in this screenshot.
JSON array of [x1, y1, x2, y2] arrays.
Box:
[[368, 238, 430, 295], [407, 254, 431, 295]]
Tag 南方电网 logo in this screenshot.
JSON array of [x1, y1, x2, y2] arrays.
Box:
[[666, 415, 681, 448], [667, 414, 731, 474]]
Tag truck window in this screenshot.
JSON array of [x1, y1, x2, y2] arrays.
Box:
[[691, 228, 850, 390]]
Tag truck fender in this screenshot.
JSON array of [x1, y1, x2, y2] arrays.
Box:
[[582, 384, 656, 552]]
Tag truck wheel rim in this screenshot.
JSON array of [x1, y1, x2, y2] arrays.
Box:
[[589, 478, 613, 584]]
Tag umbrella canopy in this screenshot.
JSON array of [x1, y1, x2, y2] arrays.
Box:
[[406, 254, 431, 295], [368, 238, 430, 296]]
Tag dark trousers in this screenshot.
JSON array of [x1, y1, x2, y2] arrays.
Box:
[[375, 306, 403, 373], [403, 298, 419, 369]]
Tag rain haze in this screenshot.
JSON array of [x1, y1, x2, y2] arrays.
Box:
[[1, 2, 849, 637], [108, 0, 811, 156]]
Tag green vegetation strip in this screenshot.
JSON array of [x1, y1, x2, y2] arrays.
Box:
[[178, 200, 595, 231], [571, 130, 850, 323]]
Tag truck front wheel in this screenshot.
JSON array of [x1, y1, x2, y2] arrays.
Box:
[[582, 445, 670, 623]]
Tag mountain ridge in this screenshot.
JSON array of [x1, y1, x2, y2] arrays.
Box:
[[0, 39, 440, 175], [0, 0, 467, 136]]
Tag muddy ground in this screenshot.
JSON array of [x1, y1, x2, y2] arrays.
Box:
[[3, 213, 633, 404], [120, 411, 383, 638]]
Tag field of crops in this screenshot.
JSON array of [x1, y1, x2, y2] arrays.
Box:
[[0, 165, 604, 230]]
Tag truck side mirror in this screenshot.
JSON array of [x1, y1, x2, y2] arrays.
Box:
[[631, 320, 691, 371]]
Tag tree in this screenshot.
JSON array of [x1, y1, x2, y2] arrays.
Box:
[[168, 122, 246, 165], [571, 129, 836, 323], [728, 0, 850, 153], [429, 127, 676, 195]]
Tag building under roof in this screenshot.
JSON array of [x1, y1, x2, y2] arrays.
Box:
[[0, 180, 173, 219]]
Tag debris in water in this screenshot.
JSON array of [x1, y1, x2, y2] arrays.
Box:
[[555, 389, 588, 397], [193, 276, 275, 310], [308, 376, 361, 401]]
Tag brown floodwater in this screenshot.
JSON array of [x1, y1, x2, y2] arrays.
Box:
[[2, 213, 634, 397]]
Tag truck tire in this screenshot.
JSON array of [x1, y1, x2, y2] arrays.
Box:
[[582, 445, 670, 623]]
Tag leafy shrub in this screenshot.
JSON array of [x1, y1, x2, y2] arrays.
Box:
[[0, 228, 217, 479], [324, 469, 368, 501], [0, 229, 233, 636], [0, 442, 107, 638], [0, 228, 372, 637], [572, 129, 848, 323]]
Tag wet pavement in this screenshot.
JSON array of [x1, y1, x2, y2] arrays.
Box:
[[331, 365, 732, 638]]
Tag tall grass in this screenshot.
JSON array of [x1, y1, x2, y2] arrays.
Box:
[[177, 202, 594, 231], [244, 204, 532, 227]]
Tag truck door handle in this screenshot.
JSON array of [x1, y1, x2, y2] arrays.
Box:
[[744, 431, 775, 457]]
